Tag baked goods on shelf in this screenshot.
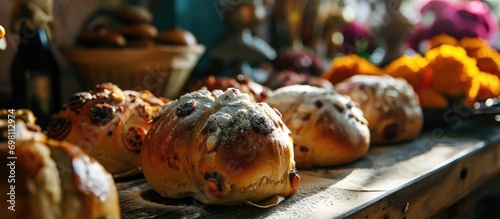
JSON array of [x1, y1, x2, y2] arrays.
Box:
[[335, 75, 423, 144], [184, 74, 272, 102], [141, 88, 300, 207], [156, 28, 198, 46], [0, 109, 120, 219], [265, 85, 370, 167], [46, 83, 169, 178], [77, 6, 158, 48]]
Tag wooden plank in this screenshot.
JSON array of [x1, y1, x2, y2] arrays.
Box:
[[117, 125, 500, 218], [446, 175, 500, 219], [345, 135, 500, 218]]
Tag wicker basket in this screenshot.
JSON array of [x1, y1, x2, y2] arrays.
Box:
[[62, 45, 205, 98]]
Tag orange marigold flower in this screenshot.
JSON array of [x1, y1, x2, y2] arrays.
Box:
[[417, 87, 449, 109], [322, 54, 383, 84], [472, 47, 500, 78], [428, 34, 458, 49], [474, 71, 500, 102], [425, 44, 480, 99], [384, 54, 429, 90], [458, 37, 490, 57]]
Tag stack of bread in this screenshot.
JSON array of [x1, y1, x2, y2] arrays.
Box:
[[76, 6, 197, 48]]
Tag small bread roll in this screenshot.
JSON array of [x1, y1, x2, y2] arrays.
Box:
[[0, 110, 120, 219], [156, 28, 197, 46], [185, 74, 272, 102], [265, 85, 370, 167], [76, 30, 126, 48], [126, 39, 155, 48], [335, 75, 424, 144], [47, 83, 169, 178], [119, 23, 158, 39], [141, 88, 300, 206], [117, 6, 153, 24]]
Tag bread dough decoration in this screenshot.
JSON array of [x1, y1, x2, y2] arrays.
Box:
[[335, 75, 423, 144], [47, 83, 169, 178], [141, 88, 300, 207], [265, 85, 370, 167], [0, 109, 120, 219]]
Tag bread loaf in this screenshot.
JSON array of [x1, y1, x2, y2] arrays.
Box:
[[265, 85, 370, 167], [335, 75, 423, 144], [0, 109, 120, 219], [47, 83, 169, 178], [141, 88, 300, 206]]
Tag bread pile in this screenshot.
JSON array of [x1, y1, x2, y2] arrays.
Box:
[[77, 6, 197, 48], [0, 110, 120, 219], [47, 83, 169, 178]]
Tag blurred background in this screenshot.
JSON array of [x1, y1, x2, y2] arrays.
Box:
[[0, 0, 499, 217], [2, 0, 499, 106]]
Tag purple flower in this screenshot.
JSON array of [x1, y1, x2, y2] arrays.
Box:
[[407, 0, 498, 51]]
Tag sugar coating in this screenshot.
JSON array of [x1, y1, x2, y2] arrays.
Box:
[[266, 85, 368, 146], [156, 88, 285, 151]]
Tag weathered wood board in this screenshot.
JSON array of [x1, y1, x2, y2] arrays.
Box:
[[117, 123, 500, 219]]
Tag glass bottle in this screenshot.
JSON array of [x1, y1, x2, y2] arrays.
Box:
[[10, 20, 61, 129]]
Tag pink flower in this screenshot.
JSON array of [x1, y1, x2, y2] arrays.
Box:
[[407, 0, 498, 51]]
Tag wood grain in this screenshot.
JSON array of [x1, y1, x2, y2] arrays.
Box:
[[117, 124, 500, 219]]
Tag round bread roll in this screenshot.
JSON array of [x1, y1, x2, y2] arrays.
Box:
[[141, 88, 300, 206], [265, 85, 370, 167], [76, 30, 126, 48], [335, 75, 423, 144], [185, 74, 272, 102], [156, 28, 198, 46], [119, 23, 158, 39], [126, 38, 155, 48], [47, 83, 169, 178], [0, 110, 120, 219], [116, 6, 153, 24]]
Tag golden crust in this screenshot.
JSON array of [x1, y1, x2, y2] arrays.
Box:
[[335, 75, 423, 144], [0, 117, 120, 219], [47, 83, 169, 177], [265, 85, 370, 167], [142, 88, 300, 206]]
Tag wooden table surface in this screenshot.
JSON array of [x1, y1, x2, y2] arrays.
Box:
[[117, 121, 500, 219]]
